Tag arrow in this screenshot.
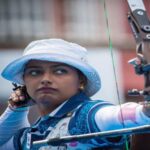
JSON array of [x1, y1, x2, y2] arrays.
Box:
[[33, 124, 150, 147]]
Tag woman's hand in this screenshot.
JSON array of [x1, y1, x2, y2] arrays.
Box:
[[8, 85, 34, 108], [142, 101, 150, 117]]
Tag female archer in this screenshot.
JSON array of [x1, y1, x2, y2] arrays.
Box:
[[0, 38, 150, 150]]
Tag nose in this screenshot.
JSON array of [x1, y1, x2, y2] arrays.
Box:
[[41, 72, 52, 85]]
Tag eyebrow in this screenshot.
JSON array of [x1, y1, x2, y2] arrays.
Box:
[[25, 64, 72, 70]]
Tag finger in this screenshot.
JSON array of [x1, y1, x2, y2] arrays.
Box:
[[12, 96, 20, 102], [15, 89, 22, 96], [139, 101, 150, 107], [9, 93, 20, 102], [19, 95, 25, 101], [11, 93, 17, 98]]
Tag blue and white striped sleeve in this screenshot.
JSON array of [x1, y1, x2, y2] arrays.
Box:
[[95, 102, 150, 131], [0, 106, 30, 146], [0, 137, 15, 150]]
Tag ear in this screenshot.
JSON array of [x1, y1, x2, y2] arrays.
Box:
[[78, 71, 87, 90]]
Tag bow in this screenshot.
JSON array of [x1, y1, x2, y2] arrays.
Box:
[[32, 0, 150, 148], [126, 0, 150, 149]]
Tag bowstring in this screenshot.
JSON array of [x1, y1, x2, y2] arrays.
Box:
[[103, 0, 129, 149]]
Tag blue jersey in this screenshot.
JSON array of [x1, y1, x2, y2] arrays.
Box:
[[13, 92, 125, 150]]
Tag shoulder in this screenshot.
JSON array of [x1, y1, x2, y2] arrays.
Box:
[[78, 99, 114, 115], [69, 99, 113, 135]]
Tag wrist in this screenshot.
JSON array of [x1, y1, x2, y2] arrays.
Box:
[[142, 102, 150, 117], [8, 104, 29, 112]]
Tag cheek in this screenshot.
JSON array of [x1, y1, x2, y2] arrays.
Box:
[[24, 82, 34, 96], [61, 76, 80, 90], [24, 78, 37, 96]]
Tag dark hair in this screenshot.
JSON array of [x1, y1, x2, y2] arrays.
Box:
[[77, 70, 87, 88]]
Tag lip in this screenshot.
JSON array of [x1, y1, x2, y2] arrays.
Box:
[[37, 87, 57, 93]]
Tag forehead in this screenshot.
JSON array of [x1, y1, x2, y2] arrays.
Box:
[[25, 60, 73, 68]]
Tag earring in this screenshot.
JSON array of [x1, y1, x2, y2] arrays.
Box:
[[79, 84, 85, 91]]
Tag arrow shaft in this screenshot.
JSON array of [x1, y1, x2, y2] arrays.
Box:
[[33, 125, 150, 146]]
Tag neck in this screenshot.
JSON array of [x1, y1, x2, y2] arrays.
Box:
[[37, 103, 61, 116]]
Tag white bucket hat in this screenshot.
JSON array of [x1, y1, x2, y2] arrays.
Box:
[[1, 39, 101, 96]]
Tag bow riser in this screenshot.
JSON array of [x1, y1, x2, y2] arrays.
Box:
[[127, 0, 150, 149]]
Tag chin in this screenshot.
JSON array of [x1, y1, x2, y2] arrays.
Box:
[[36, 95, 54, 102]]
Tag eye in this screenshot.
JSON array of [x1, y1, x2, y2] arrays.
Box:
[[54, 68, 68, 75], [25, 69, 43, 77]]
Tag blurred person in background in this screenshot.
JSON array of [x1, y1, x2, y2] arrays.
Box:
[[0, 38, 150, 150]]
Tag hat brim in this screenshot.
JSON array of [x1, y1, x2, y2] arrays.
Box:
[[1, 53, 101, 96]]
